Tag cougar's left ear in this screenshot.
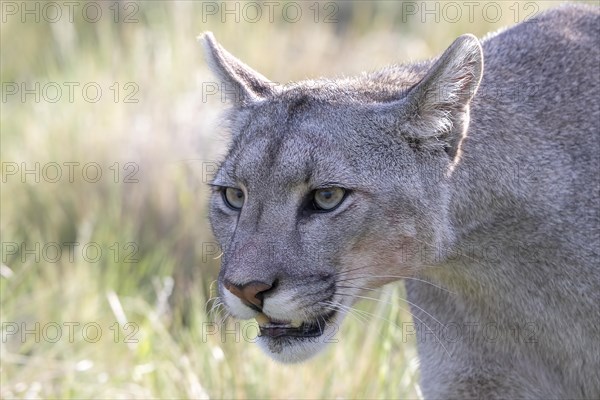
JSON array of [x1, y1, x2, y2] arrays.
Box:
[[404, 34, 484, 157], [200, 32, 274, 106]]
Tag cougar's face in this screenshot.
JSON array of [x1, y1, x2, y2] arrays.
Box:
[[209, 101, 433, 363], [202, 30, 480, 363]]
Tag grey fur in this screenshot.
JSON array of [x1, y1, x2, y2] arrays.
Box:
[[203, 4, 599, 398]]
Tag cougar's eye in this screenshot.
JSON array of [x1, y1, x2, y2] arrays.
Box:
[[313, 187, 346, 211], [223, 187, 244, 210]]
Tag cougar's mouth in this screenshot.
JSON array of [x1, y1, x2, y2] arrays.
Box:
[[255, 311, 336, 338], [251, 305, 343, 362]]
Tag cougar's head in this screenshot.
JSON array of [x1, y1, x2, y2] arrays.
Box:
[[201, 32, 483, 363]]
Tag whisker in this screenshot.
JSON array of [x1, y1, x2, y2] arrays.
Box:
[[208, 302, 225, 323], [207, 296, 223, 315], [316, 315, 323, 335], [336, 274, 454, 294], [216, 310, 232, 326], [206, 298, 220, 318], [335, 292, 451, 357], [336, 288, 447, 329], [333, 265, 372, 277], [328, 295, 417, 335], [320, 300, 369, 325]]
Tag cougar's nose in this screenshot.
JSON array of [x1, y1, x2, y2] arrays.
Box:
[[223, 280, 273, 309]]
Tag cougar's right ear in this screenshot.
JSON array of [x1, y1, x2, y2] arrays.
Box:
[[200, 32, 274, 106]]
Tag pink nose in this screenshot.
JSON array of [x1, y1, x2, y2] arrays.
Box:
[[224, 280, 272, 309]]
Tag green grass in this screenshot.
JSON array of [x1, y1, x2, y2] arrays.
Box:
[[1, 1, 578, 398]]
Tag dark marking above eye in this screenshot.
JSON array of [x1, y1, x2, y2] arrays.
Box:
[[286, 95, 311, 119]]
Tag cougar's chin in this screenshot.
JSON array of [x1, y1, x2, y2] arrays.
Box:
[[254, 311, 343, 364]]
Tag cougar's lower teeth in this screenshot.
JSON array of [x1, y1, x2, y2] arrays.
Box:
[[254, 313, 304, 328], [254, 313, 270, 326]]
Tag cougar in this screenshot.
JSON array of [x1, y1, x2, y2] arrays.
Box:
[[203, 4, 599, 398]]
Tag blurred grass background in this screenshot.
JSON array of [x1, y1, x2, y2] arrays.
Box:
[[0, 1, 587, 398]]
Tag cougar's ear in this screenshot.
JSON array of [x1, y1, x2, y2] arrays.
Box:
[[404, 34, 483, 157], [200, 32, 274, 106]]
